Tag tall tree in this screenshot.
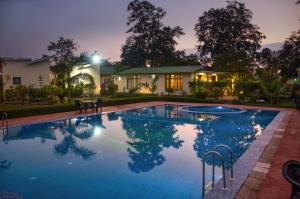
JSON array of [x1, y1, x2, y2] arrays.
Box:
[[194, 0, 265, 62], [279, 30, 300, 80], [0, 59, 4, 101], [259, 48, 281, 71], [121, 0, 184, 67]]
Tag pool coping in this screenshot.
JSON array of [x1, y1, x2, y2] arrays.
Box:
[[1, 101, 293, 199], [204, 109, 289, 199]]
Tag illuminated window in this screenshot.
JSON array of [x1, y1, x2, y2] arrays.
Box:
[[127, 75, 140, 89], [165, 74, 183, 91]]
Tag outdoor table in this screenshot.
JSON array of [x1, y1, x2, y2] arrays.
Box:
[[81, 100, 96, 111]]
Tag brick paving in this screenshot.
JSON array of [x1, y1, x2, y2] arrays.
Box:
[[256, 109, 300, 199]]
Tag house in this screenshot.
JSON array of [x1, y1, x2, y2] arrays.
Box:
[[0, 57, 222, 99], [0, 57, 116, 99], [0, 57, 53, 92], [113, 65, 222, 95]]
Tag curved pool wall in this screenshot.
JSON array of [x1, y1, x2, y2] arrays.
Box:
[[180, 106, 246, 114]]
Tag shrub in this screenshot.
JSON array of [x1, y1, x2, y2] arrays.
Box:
[[40, 85, 64, 104], [14, 85, 28, 102], [234, 81, 261, 102], [5, 86, 16, 101], [71, 85, 83, 99], [28, 86, 42, 101], [165, 88, 175, 95], [128, 87, 139, 95], [107, 82, 119, 97]]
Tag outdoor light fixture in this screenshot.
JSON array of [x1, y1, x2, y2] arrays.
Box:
[[92, 54, 101, 64]]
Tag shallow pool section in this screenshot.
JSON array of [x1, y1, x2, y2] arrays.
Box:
[[180, 106, 245, 114], [0, 105, 278, 199]]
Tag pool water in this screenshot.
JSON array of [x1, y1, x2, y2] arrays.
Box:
[[0, 105, 278, 199], [180, 106, 245, 114]]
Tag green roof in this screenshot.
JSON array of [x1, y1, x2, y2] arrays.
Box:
[[117, 65, 204, 75], [101, 65, 116, 75]]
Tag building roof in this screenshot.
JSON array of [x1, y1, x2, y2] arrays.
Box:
[[101, 65, 116, 75], [0, 58, 32, 62], [28, 57, 51, 65], [117, 65, 205, 75]]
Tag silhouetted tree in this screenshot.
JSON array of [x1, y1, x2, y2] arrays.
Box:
[[121, 0, 184, 67], [194, 1, 265, 63], [279, 30, 300, 80]]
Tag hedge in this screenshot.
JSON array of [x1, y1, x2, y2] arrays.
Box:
[[1, 96, 295, 119]]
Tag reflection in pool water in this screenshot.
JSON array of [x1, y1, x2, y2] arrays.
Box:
[[0, 105, 278, 199]]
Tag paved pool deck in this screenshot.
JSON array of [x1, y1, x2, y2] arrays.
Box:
[[2, 101, 299, 199]]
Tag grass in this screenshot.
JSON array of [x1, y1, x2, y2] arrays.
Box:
[[0, 96, 296, 119]]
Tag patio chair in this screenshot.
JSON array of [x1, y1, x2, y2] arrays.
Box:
[[74, 100, 85, 113], [94, 98, 103, 113], [282, 160, 300, 199]]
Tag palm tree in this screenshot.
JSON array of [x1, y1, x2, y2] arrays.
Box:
[[50, 53, 95, 102], [48, 37, 95, 102]]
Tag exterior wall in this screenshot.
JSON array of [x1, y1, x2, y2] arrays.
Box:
[[2, 60, 51, 91], [114, 73, 194, 95], [71, 64, 101, 94], [113, 71, 222, 95]]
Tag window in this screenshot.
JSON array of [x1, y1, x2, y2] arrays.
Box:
[[13, 77, 21, 85], [165, 74, 183, 91], [127, 76, 141, 90]]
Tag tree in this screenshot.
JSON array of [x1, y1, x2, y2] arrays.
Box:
[[279, 30, 300, 80], [213, 49, 252, 78], [194, 1, 265, 62], [121, 0, 184, 67], [0, 59, 5, 101], [163, 50, 201, 66], [48, 37, 94, 102]]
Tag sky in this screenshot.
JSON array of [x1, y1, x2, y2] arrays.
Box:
[[0, 0, 299, 61]]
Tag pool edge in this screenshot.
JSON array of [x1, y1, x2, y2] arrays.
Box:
[[204, 109, 290, 199]]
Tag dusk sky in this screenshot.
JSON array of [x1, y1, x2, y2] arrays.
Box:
[[0, 0, 299, 61]]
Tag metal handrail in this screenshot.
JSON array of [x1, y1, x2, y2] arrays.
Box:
[[214, 144, 234, 179], [2, 127, 8, 144], [202, 151, 227, 198], [1, 112, 8, 129]]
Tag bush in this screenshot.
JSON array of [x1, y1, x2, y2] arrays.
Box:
[[234, 81, 261, 102], [189, 81, 228, 99], [128, 87, 139, 95], [40, 85, 64, 104], [71, 85, 83, 99], [107, 82, 119, 97], [28, 86, 42, 101], [5, 86, 16, 101], [165, 88, 175, 95]]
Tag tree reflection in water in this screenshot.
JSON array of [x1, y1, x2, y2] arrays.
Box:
[[54, 115, 105, 160], [122, 117, 184, 173], [193, 114, 259, 168], [0, 160, 12, 173]]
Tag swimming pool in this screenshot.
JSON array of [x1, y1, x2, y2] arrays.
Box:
[[0, 105, 278, 199]]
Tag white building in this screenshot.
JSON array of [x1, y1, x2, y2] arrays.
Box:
[[113, 66, 221, 95], [0, 57, 52, 91]]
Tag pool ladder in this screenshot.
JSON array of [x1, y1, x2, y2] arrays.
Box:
[[1, 112, 8, 144], [202, 144, 234, 197], [1, 112, 8, 129]]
